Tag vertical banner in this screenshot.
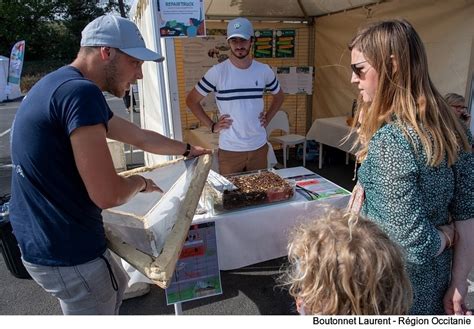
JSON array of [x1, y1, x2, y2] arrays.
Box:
[[275, 30, 295, 58], [0, 56, 9, 102], [6, 40, 25, 100], [165, 222, 222, 304], [253, 30, 273, 58], [158, 0, 205, 37]]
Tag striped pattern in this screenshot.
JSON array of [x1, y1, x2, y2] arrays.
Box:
[[197, 77, 279, 102]]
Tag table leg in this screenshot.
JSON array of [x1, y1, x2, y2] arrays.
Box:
[[319, 143, 323, 169], [174, 302, 183, 315]]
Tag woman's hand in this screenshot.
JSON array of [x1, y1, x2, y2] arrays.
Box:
[[443, 280, 472, 315], [438, 222, 457, 249]]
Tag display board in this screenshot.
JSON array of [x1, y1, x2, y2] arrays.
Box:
[[254, 30, 274, 58], [275, 66, 313, 94], [166, 221, 222, 304], [275, 30, 295, 58]]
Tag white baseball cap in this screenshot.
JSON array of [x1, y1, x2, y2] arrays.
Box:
[[81, 15, 165, 62], [227, 17, 254, 40]]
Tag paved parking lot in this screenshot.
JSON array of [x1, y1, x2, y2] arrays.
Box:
[[1, 95, 473, 315]]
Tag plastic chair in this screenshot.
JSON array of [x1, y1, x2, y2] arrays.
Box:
[[266, 111, 306, 168]]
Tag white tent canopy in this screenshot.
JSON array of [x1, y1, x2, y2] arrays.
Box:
[[131, 0, 474, 154], [203, 0, 378, 20]]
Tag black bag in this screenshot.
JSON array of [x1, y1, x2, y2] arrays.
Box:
[[0, 195, 31, 279]]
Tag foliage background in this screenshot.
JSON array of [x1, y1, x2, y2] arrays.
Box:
[[0, 0, 128, 91]]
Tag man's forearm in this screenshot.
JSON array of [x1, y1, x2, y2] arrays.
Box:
[[137, 129, 188, 156], [265, 89, 285, 123]]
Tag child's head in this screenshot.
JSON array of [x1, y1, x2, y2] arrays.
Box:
[[281, 208, 412, 315]]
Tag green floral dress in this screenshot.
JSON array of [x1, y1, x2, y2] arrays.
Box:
[[358, 123, 474, 315]]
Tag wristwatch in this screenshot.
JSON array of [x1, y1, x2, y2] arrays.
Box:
[[182, 143, 191, 157]]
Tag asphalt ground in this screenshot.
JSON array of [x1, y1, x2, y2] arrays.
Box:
[[0, 95, 473, 316]]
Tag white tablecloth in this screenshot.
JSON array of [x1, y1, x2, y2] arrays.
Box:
[[306, 116, 358, 153], [193, 167, 350, 270], [123, 167, 350, 283]]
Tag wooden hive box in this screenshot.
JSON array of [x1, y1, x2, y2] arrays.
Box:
[[102, 154, 212, 288]]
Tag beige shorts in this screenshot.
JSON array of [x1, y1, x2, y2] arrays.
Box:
[[218, 143, 268, 175]]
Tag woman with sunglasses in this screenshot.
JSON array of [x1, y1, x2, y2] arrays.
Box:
[[348, 19, 474, 315], [445, 93, 471, 126]]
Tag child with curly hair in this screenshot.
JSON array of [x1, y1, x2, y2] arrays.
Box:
[[281, 208, 412, 315]]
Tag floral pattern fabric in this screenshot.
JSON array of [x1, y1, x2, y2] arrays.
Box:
[[358, 123, 474, 314]]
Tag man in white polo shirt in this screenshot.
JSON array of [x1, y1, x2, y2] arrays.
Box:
[[186, 17, 284, 175]]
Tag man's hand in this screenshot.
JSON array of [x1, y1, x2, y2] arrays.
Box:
[[212, 114, 232, 133], [259, 111, 267, 127], [188, 145, 212, 158], [138, 176, 164, 193], [443, 280, 473, 315]]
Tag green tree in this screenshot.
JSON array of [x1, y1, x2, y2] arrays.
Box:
[[0, 0, 127, 61]]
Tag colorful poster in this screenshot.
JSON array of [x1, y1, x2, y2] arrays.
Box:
[[253, 30, 273, 58], [165, 222, 222, 304], [275, 29, 295, 58], [6, 40, 25, 99], [158, 0, 205, 37]]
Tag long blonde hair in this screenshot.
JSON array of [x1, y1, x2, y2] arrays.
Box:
[[280, 208, 412, 315], [348, 19, 470, 166]]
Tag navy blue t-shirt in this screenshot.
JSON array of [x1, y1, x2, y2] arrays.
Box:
[[10, 65, 114, 266]]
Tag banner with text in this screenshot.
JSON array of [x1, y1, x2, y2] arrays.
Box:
[[6, 40, 25, 100], [158, 0, 205, 37]]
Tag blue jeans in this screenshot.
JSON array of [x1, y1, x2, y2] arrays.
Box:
[[22, 250, 128, 315]]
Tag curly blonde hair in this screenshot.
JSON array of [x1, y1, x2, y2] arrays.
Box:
[[281, 208, 412, 315]]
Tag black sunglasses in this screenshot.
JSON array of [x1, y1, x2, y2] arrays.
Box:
[[351, 60, 368, 78]]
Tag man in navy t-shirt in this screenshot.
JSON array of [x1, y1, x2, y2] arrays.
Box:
[[10, 15, 209, 315]]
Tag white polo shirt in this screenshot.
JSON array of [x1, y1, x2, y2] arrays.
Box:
[[195, 59, 280, 152]]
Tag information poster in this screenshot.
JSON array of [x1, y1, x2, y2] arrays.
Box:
[[276, 66, 291, 92], [158, 0, 205, 37], [275, 29, 295, 58], [182, 35, 228, 111], [165, 222, 222, 304], [253, 30, 273, 58], [295, 66, 313, 94], [274, 66, 313, 94]]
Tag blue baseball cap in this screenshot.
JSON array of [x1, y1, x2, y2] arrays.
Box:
[[227, 17, 254, 40], [81, 15, 165, 62]]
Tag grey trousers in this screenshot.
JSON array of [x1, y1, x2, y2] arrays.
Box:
[[22, 250, 128, 315]]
